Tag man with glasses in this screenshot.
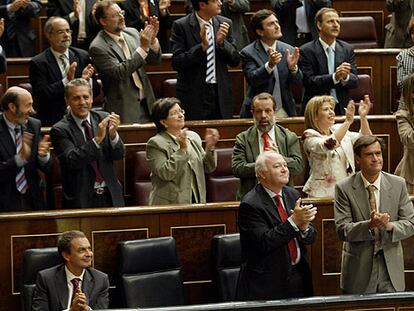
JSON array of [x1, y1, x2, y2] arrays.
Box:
[[89, 0, 161, 124], [30, 16, 99, 126]]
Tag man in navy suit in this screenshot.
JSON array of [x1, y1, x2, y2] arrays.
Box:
[[240, 9, 302, 118], [32, 230, 109, 311], [299, 7, 358, 114], [236, 151, 317, 300], [30, 16, 99, 127], [170, 0, 240, 120]]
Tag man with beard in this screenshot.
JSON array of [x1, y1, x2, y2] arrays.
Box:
[[89, 0, 161, 124], [0, 86, 51, 211], [299, 7, 358, 115], [232, 92, 304, 200], [30, 16, 99, 126], [32, 230, 109, 311]]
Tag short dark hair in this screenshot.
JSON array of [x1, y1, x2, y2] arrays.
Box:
[[251, 92, 276, 111], [353, 135, 385, 157], [65, 78, 92, 98], [57, 230, 86, 261], [190, 0, 209, 11], [315, 7, 338, 30], [0, 89, 20, 112], [95, 0, 114, 27], [151, 97, 182, 132], [250, 9, 276, 39]]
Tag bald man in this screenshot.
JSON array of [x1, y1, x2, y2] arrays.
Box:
[[0, 86, 51, 211]]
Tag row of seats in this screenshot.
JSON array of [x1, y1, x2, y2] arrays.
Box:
[[22, 234, 242, 310]]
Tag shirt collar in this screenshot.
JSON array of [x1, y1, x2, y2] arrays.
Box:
[[65, 265, 86, 284], [319, 37, 335, 51], [50, 47, 69, 61], [195, 12, 212, 28], [262, 185, 283, 199], [70, 111, 91, 129], [360, 171, 382, 190], [105, 30, 124, 44], [260, 40, 277, 53]]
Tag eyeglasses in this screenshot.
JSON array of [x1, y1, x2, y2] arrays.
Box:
[[105, 10, 125, 18], [169, 109, 185, 117], [53, 29, 73, 35]]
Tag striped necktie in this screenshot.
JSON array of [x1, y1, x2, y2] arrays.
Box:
[[15, 127, 28, 193], [205, 23, 215, 83]]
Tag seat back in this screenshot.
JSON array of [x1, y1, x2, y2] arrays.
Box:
[[211, 233, 241, 302], [133, 151, 152, 205], [349, 74, 374, 105], [22, 247, 61, 311], [338, 16, 378, 49], [118, 236, 184, 308], [162, 79, 177, 98], [206, 148, 240, 202]]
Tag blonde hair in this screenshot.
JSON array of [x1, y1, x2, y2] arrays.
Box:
[[304, 95, 335, 132]]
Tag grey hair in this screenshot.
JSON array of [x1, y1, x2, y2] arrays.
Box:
[[255, 151, 278, 177]]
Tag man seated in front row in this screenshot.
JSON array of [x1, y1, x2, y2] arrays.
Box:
[[236, 151, 317, 300], [32, 230, 109, 311]]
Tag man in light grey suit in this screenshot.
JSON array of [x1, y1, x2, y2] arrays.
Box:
[[335, 135, 414, 294], [32, 230, 109, 311], [89, 0, 161, 124]]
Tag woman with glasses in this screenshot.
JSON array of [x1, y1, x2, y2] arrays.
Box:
[[146, 97, 220, 205], [395, 73, 414, 195]]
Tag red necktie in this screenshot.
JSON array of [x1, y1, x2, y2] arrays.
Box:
[[275, 194, 298, 264], [82, 120, 104, 183], [71, 278, 81, 303], [262, 132, 272, 151]]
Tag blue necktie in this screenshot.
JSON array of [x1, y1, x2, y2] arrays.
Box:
[[205, 23, 215, 83], [326, 46, 338, 102]]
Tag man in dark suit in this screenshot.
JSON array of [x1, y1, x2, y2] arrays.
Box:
[[271, 0, 332, 47], [299, 7, 358, 115], [240, 9, 302, 118], [0, 0, 41, 57], [170, 0, 240, 120], [51, 78, 125, 208], [0, 18, 7, 74], [120, 0, 173, 52], [89, 0, 161, 124], [236, 151, 317, 300], [32, 230, 109, 311], [0, 86, 51, 212], [30, 16, 98, 127], [47, 0, 100, 50]]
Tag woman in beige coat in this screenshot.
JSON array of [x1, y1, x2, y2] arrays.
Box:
[[146, 97, 219, 205], [395, 73, 414, 194]]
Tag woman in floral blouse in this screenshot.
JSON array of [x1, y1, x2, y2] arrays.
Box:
[[302, 95, 372, 197]]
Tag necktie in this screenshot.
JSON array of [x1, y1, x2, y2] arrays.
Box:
[[261, 132, 272, 151], [71, 278, 81, 303], [15, 127, 28, 193], [326, 46, 338, 102], [118, 37, 143, 90], [59, 54, 69, 76], [367, 185, 381, 254], [81, 120, 104, 183], [205, 23, 216, 83], [269, 49, 283, 111], [275, 194, 298, 264]]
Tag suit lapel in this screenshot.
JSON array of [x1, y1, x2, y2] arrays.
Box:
[[68, 48, 81, 76], [254, 40, 269, 65], [315, 40, 328, 74], [0, 115, 16, 158], [351, 172, 370, 220], [189, 13, 201, 44], [274, 125, 287, 155], [46, 48, 64, 81], [124, 30, 138, 54], [55, 265, 69, 309], [257, 184, 281, 222], [102, 32, 125, 61], [249, 126, 260, 160], [66, 114, 87, 146], [82, 268, 94, 302], [334, 41, 344, 69], [379, 172, 392, 213]]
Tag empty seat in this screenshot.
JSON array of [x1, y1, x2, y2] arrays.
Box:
[[211, 233, 241, 302], [338, 16, 378, 49], [206, 148, 240, 202], [133, 151, 152, 205], [350, 74, 374, 104], [21, 247, 61, 311], [118, 236, 185, 308]]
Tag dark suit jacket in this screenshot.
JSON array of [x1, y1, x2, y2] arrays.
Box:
[[240, 39, 303, 117], [0, 45, 6, 74], [170, 13, 240, 120], [236, 184, 315, 300], [0, 114, 51, 211], [30, 47, 99, 127], [299, 38, 358, 114], [89, 28, 161, 123], [0, 0, 41, 57], [120, 0, 173, 52], [271, 0, 332, 46], [46, 0, 100, 49], [32, 264, 109, 311], [50, 110, 125, 208]]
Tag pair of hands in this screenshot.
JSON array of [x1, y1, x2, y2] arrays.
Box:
[[370, 210, 394, 232], [19, 132, 51, 160], [9, 0, 29, 12], [290, 198, 318, 232], [343, 94, 372, 124], [70, 289, 89, 311], [200, 22, 230, 50], [334, 62, 352, 81], [67, 63, 95, 81], [177, 128, 220, 151], [94, 113, 121, 144], [268, 47, 299, 72], [140, 16, 160, 50]]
